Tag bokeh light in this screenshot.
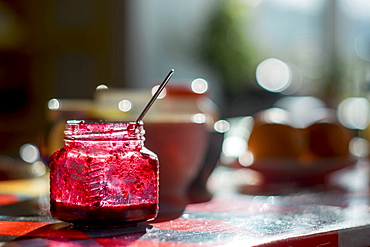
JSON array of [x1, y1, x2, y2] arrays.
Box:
[[238, 151, 254, 167], [191, 78, 208, 94], [222, 136, 247, 158], [260, 108, 290, 125], [281, 63, 302, 95], [191, 113, 207, 124], [256, 58, 291, 92], [337, 97, 370, 130], [151, 85, 167, 99], [20, 144, 40, 163], [48, 98, 60, 110], [214, 120, 230, 133], [31, 161, 47, 176], [118, 99, 132, 112], [96, 84, 109, 90], [274, 96, 327, 128], [349, 137, 369, 158]]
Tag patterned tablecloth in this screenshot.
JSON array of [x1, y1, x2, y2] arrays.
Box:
[[0, 162, 369, 246]]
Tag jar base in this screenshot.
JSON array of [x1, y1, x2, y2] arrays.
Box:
[[50, 200, 158, 228], [68, 220, 141, 229]]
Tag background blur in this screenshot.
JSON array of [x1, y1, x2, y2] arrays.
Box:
[[0, 0, 370, 156]]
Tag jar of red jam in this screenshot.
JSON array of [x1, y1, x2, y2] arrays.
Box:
[[49, 120, 159, 227]]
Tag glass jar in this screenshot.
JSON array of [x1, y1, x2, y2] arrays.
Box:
[[49, 120, 159, 227]]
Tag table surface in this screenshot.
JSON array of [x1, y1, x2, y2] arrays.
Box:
[[0, 161, 370, 247]]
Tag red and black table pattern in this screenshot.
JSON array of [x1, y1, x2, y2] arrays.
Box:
[[0, 190, 369, 247]]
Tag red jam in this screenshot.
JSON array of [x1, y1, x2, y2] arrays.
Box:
[[49, 120, 159, 227]]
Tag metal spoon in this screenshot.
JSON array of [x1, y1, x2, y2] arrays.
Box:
[[136, 69, 174, 124]]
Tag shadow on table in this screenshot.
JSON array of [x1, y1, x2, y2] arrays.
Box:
[[0, 198, 43, 217], [6, 222, 151, 246]]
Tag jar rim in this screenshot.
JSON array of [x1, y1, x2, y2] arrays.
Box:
[[66, 120, 140, 124], [64, 120, 144, 141]]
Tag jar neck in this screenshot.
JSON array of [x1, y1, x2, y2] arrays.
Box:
[[64, 120, 145, 142], [64, 139, 144, 150]]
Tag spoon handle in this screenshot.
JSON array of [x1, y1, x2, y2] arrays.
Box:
[[136, 69, 174, 123]]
